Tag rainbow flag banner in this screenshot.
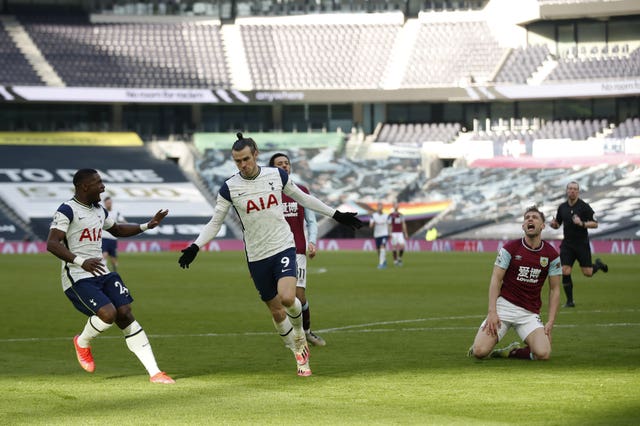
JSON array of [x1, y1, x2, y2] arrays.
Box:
[[339, 200, 453, 221]]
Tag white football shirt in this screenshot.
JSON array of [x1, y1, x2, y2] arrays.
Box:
[[371, 212, 389, 238], [50, 198, 115, 290], [194, 167, 335, 262]]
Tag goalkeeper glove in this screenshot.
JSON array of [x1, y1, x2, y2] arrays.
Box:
[[332, 210, 363, 230], [178, 243, 199, 269]]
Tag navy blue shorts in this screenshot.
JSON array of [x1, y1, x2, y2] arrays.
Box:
[[248, 247, 297, 302], [102, 239, 118, 257], [375, 236, 388, 249], [64, 272, 134, 316]]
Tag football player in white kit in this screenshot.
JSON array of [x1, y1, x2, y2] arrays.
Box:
[[369, 202, 389, 269], [47, 168, 174, 384], [179, 133, 362, 376]]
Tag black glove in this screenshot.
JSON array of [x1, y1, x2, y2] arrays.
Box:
[[332, 210, 363, 230], [178, 243, 199, 269]]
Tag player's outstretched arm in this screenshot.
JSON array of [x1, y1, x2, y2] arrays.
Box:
[[109, 209, 169, 237], [332, 210, 363, 230]]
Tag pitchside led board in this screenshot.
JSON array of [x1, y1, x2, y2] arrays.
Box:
[[0, 132, 218, 240]]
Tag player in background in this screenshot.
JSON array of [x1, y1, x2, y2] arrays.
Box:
[[269, 152, 326, 347], [387, 201, 408, 266], [178, 133, 362, 376], [549, 181, 608, 308], [101, 196, 125, 272], [370, 202, 389, 269], [468, 206, 561, 361], [46, 169, 174, 384]]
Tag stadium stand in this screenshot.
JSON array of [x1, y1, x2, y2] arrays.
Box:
[[472, 119, 609, 142], [609, 117, 640, 139], [16, 12, 230, 88], [548, 48, 640, 82], [402, 21, 506, 87], [0, 18, 44, 85], [197, 146, 425, 205], [494, 45, 550, 84], [239, 20, 400, 89], [416, 163, 640, 240], [376, 122, 461, 143]]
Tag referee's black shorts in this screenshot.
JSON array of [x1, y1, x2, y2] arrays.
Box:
[[560, 240, 592, 268]]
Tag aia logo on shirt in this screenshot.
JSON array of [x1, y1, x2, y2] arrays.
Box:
[[79, 228, 102, 241], [246, 194, 279, 213]]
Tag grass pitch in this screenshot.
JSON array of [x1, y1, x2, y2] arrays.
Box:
[[0, 250, 638, 425]]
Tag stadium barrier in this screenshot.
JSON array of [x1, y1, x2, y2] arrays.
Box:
[[1, 238, 637, 255]]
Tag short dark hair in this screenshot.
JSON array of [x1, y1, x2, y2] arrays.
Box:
[[566, 181, 579, 190], [268, 152, 289, 167], [232, 132, 258, 154], [73, 168, 98, 187], [524, 205, 545, 222]]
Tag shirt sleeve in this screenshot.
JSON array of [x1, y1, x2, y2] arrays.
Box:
[[283, 179, 335, 218], [193, 192, 232, 248], [103, 207, 116, 230], [50, 204, 72, 233], [549, 256, 562, 276], [304, 207, 318, 245], [494, 247, 511, 270]]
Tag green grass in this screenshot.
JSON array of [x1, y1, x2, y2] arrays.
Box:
[[0, 251, 638, 425]]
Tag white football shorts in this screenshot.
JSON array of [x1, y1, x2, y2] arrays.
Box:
[[479, 296, 544, 342], [390, 232, 406, 247], [296, 254, 307, 289]]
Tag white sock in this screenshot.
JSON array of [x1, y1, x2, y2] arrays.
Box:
[[122, 321, 161, 377], [272, 316, 294, 349], [77, 316, 113, 348], [379, 248, 386, 265], [286, 298, 305, 342]]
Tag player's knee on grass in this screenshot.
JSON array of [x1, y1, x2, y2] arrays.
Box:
[[472, 339, 495, 359], [472, 345, 491, 359], [532, 346, 551, 360], [526, 331, 551, 360]]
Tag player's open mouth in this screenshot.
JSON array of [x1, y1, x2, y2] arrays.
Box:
[[527, 223, 535, 230]]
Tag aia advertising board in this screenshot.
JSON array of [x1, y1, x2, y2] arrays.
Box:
[[1, 238, 637, 255]]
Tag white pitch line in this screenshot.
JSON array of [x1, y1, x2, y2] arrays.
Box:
[[1, 310, 639, 343]]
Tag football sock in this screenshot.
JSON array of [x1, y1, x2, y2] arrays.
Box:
[[273, 316, 294, 349], [286, 298, 305, 340], [122, 321, 160, 377], [399, 249, 404, 259], [77, 315, 113, 347], [301, 300, 311, 332], [562, 274, 574, 303], [393, 251, 398, 261], [379, 247, 386, 265], [509, 346, 533, 360], [592, 261, 600, 274]]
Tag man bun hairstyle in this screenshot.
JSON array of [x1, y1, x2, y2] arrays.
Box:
[[232, 132, 258, 153], [268, 152, 289, 167]]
